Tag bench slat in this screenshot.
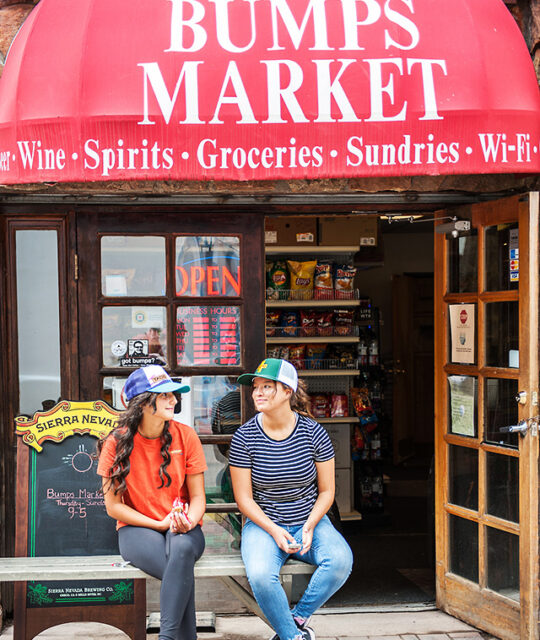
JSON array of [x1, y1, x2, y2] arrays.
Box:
[[0, 554, 314, 582]]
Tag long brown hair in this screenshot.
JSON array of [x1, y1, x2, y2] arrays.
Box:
[[96, 392, 173, 495], [289, 378, 313, 418]]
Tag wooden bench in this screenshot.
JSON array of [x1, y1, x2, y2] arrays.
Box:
[[0, 553, 315, 628]]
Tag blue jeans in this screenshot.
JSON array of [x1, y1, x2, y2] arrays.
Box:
[[241, 516, 353, 640]]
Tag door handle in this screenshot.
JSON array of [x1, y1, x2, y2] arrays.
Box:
[[515, 391, 527, 405], [499, 417, 538, 437]]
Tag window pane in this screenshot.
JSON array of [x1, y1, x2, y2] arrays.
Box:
[[449, 445, 478, 511], [484, 378, 519, 448], [485, 224, 519, 292], [449, 515, 478, 583], [485, 302, 519, 368], [101, 236, 166, 297], [448, 232, 477, 293], [176, 306, 241, 367], [102, 306, 167, 368], [16, 230, 61, 414], [102, 374, 242, 553], [486, 453, 519, 523], [176, 236, 241, 297], [487, 527, 519, 601], [448, 376, 477, 437]]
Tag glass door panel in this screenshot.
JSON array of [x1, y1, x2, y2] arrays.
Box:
[[486, 453, 519, 523], [485, 223, 519, 292], [101, 235, 166, 297], [484, 378, 519, 448], [485, 301, 519, 369], [447, 231, 478, 293], [486, 527, 519, 601], [448, 445, 478, 511], [449, 515, 479, 583], [102, 306, 168, 368]]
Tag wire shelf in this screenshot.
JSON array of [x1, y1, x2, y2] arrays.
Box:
[[266, 326, 359, 338], [266, 288, 365, 302]]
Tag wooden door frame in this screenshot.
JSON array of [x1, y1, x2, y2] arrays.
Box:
[[434, 194, 539, 640], [0, 213, 78, 619]]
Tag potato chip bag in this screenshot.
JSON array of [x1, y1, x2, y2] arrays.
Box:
[[267, 260, 289, 300], [287, 260, 317, 300]]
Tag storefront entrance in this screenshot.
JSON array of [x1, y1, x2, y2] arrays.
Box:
[[2, 194, 539, 639], [434, 194, 539, 640]]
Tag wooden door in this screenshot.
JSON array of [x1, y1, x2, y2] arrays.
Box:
[[392, 273, 434, 464], [75, 209, 265, 519], [434, 194, 539, 639]]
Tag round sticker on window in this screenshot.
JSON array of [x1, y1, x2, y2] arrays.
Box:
[[111, 340, 127, 357]]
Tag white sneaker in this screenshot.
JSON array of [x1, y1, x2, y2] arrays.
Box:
[[301, 627, 316, 640]]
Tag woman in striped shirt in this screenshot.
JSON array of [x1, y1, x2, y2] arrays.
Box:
[[229, 358, 353, 640]]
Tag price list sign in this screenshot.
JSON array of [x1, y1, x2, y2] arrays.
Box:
[[176, 305, 241, 367]]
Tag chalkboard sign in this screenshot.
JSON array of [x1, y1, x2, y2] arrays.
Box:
[[14, 401, 144, 640]]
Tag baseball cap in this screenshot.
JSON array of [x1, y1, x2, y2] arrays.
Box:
[[124, 365, 190, 401], [237, 358, 298, 392]]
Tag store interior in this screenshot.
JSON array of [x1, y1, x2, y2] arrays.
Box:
[[264, 214, 436, 607]]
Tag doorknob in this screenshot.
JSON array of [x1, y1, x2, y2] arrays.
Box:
[[499, 417, 538, 437], [515, 391, 527, 405]]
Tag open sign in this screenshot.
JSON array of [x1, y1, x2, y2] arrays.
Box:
[[176, 264, 240, 296]]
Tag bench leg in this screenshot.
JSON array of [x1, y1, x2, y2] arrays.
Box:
[[217, 576, 270, 626]]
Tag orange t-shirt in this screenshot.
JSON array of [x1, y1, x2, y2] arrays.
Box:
[[97, 420, 207, 529]]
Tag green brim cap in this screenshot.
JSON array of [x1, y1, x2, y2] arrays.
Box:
[[237, 358, 298, 391]]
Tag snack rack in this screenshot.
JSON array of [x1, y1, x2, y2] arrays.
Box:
[[265, 245, 382, 521]]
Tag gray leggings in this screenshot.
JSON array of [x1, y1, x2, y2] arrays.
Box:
[[118, 525, 205, 640]]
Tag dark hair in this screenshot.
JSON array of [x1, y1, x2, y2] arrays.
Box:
[[96, 391, 172, 495], [254, 378, 313, 418], [290, 378, 313, 418]]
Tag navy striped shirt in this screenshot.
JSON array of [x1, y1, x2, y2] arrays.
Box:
[[228, 413, 334, 525]]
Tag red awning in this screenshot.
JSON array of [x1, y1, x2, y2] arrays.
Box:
[[0, 0, 538, 183]]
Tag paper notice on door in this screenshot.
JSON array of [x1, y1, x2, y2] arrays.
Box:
[[449, 304, 475, 364], [449, 375, 476, 437]]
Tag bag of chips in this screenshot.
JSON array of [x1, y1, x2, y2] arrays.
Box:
[[330, 345, 357, 369], [334, 309, 355, 336], [280, 310, 299, 337], [310, 393, 331, 418], [267, 345, 290, 360], [300, 309, 317, 337], [288, 344, 306, 370], [287, 260, 317, 300], [314, 262, 334, 300], [306, 343, 327, 369], [316, 310, 334, 336], [334, 263, 357, 299], [331, 393, 349, 417], [265, 310, 281, 337], [267, 260, 289, 300]]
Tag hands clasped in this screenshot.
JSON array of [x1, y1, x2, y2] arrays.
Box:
[[169, 498, 193, 534]]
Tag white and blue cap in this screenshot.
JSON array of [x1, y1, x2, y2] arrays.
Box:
[[124, 365, 190, 401], [237, 358, 298, 392]]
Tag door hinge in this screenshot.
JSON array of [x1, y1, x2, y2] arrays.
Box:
[[74, 254, 79, 281]]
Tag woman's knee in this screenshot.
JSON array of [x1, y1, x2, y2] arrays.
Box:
[[246, 563, 281, 594], [168, 529, 204, 564], [325, 542, 353, 581]]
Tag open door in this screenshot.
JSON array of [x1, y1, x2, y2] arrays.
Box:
[[434, 194, 539, 640]]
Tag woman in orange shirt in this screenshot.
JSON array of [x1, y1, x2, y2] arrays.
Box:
[[97, 365, 207, 640]]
